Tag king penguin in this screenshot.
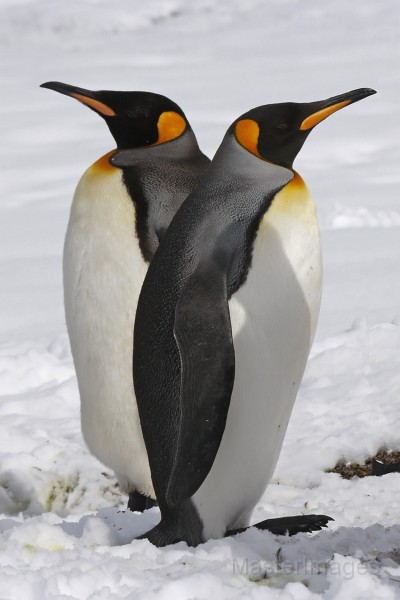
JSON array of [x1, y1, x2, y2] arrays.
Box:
[[40, 81, 210, 511], [132, 88, 376, 545]]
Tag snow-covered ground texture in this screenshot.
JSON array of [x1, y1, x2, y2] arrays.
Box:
[[1, 0, 400, 598]]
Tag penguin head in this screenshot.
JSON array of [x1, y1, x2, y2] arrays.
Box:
[[40, 81, 190, 149], [232, 88, 376, 169]]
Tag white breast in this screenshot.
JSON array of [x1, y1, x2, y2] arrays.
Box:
[[63, 153, 154, 497], [193, 175, 322, 538]]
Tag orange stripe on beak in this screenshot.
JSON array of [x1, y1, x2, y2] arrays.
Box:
[[71, 93, 116, 117], [300, 100, 351, 131]]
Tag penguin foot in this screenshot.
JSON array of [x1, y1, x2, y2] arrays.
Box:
[[128, 491, 158, 512], [135, 502, 204, 547], [226, 514, 333, 537], [136, 523, 183, 547], [145, 496, 158, 510]]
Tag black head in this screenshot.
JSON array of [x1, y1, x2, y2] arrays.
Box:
[[232, 88, 376, 169], [40, 81, 190, 149]]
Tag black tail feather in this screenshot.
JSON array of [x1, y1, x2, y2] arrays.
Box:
[[226, 514, 333, 537]]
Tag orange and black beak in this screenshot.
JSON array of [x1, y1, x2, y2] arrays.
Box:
[[40, 81, 116, 117], [300, 88, 376, 131]]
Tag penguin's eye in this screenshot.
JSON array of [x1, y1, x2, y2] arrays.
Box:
[[126, 110, 149, 119], [275, 122, 289, 131]]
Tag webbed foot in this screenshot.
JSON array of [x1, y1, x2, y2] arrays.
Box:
[[128, 490, 158, 512]]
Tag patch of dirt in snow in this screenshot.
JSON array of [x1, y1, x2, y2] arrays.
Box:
[[328, 449, 400, 479]]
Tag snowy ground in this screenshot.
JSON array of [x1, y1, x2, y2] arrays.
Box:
[[1, 0, 400, 598]]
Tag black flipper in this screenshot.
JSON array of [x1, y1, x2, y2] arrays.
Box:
[[109, 150, 138, 168], [165, 263, 235, 507], [226, 514, 333, 537]]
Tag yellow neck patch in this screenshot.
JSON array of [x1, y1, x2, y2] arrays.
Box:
[[287, 171, 306, 191], [155, 111, 186, 145], [88, 150, 118, 176], [300, 100, 351, 131], [235, 118, 262, 158], [266, 170, 315, 222], [71, 93, 116, 117]]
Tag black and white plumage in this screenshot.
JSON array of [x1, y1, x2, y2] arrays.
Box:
[[41, 81, 210, 510], [132, 88, 376, 545]]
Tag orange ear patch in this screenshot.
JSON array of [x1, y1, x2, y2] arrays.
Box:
[[235, 119, 262, 158], [71, 93, 116, 117], [156, 111, 186, 144], [300, 100, 351, 131]]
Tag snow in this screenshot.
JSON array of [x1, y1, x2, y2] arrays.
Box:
[[1, 0, 400, 598]]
